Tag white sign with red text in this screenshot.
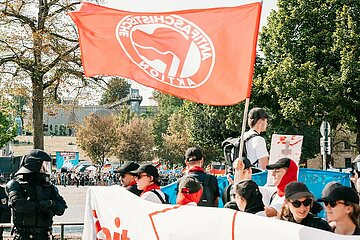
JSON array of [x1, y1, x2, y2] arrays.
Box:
[[269, 134, 303, 165], [83, 186, 357, 240]]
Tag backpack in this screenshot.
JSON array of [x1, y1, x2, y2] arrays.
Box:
[[222, 133, 259, 168], [196, 174, 215, 207], [151, 189, 170, 204]]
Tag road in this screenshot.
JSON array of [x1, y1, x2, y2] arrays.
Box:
[[54, 186, 89, 223]]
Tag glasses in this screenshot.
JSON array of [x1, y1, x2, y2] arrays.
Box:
[[273, 169, 285, 174], [137, 174, 149, 179], [290, 198, 313, 208], [324, 201, 345, 208]]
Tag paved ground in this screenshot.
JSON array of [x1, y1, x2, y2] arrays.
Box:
[[54, 186, 89, 223]]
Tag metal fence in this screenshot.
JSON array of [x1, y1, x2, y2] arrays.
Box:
[[0, 222, 84, 240]]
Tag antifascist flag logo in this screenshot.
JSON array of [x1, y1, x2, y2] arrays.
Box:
[[116, 15, 215, 88]]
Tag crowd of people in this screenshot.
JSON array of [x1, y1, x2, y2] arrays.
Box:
[[113, 107, 360, 236], [49, 168, 182, 187], [1, 107, 359, 239]]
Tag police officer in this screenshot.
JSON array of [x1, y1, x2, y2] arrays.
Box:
[[0, 177, 11, 240], [6, 149, 67, 240]]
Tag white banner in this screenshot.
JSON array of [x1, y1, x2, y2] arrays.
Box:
[[83, 186, 357, 240], [269, 134, 303, 165]]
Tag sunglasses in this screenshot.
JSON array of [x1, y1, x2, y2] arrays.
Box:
[[290, 198, 312, 208], [137, 174, 149, 179], [324, 201, 345, 208]]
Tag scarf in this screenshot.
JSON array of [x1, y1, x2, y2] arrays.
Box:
[[187, 166, 205, 174], [176, 188, 203, 205], [141, 183, 160, 196], [128, 180, 137, 187], [277, 159, 298, 197]]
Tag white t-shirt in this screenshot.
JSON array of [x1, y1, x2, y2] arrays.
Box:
[[259, 186, 284, 214], [141, 189, 166, 204], [244, 129, 269, 165]]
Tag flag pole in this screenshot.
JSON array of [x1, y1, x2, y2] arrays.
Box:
[[238, 98, 250, 163], [234, 0, 262, 184]]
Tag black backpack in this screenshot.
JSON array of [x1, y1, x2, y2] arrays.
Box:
[[222, 133, 259, 168], [151, 189, 170, 204], [197, 174, 215, 207]]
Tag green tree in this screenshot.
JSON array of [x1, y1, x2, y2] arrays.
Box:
[[100, 77, 131, 104], [115, 117, 155, 163], [76, 113, 118, 166], [258, 0, 360, 157], [0, 98, 17, 148], [0, 0, 96, 149], [161, 110, 192, 166], [152, 91, 184, 148]]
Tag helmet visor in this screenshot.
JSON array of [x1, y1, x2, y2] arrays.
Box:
[[40, 161, 52, 175]]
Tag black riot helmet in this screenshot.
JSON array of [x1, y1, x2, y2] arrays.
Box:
[[16, 149, 52, 175]]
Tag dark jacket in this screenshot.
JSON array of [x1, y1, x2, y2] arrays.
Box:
[[296, 213, 331, 231], [6, 173, 67, 228]]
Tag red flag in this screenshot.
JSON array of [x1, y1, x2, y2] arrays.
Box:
[[69, 2, 261, 105]]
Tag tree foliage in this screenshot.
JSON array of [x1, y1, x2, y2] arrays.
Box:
[[258, 0, 360, 156], [115, 117, 155, 163], [76, 113, 118, 166], [0, 0, 101, 149], [161, 110, 192, 166], [100, 77, 131, 105], [0, 97, 17, 148]]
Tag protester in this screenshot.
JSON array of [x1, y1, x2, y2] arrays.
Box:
[[318, 185, 360, 235], [176, 176, 203, 206], [234, 157, 298, 217], [223, 157, 253, 210], [0, 177, 10, 240], [114, 161, 142, 196], [6, 149, 67, 239], [243, 107, 270, 169], [178, 147, 220, 207], [234, 179, 265, 216], [279, 182, 331, 231], [131, 164, 167, 204]]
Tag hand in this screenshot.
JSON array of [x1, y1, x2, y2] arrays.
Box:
[[38, 200, 53, 215], [233, 158, 245, 171]]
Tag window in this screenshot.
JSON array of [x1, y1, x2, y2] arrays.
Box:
[[344, 142, 351, 150], [345, 158, 352, 168]]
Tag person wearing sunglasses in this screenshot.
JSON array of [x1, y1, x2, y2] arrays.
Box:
[[317, 185, 360, 235], [131, 164, 167, 204], [280, 182, 331, 231], [114, 161, 142, 196]]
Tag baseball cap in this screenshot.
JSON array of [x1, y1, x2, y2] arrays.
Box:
[[266, 158, 290, 170], [114, 161, 139, 174], [317, 185, 359, 204], [131, 164, 159, 178], [285, 182, 314, 200], [321, 182, 342, 198], [178, 176, 202, 194], [235, 180, 260, 200], [185, 147, 203, 162]]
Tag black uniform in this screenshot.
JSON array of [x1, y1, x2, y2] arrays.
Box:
[[6, 149, 67, 240], [0, 186, 11, 240]]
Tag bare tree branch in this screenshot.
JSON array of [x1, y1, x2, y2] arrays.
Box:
[[48, 1, 81, 18]]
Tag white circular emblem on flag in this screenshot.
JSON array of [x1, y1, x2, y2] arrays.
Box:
[[116, 15, 215, 88]]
